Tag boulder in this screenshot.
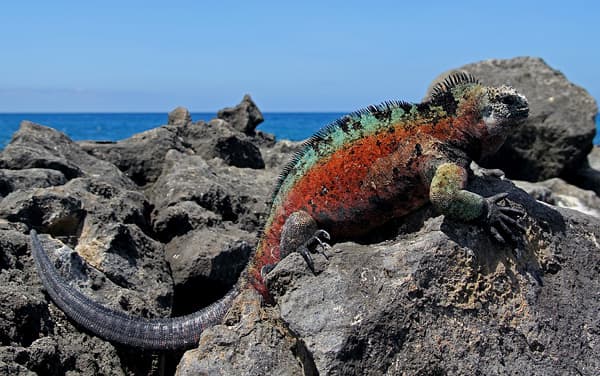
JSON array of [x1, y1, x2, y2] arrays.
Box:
[[260, 139, 303, 169], [0, 121, 135, 189], [587, 145, 600, 170], [426, 57, 598, 182], [147, 150, 274, 240], [147, 150, 274, 315], [79, 126, 188, 187], [168, 106, 192, 126], [514, 178, 600, 218], [181, 120, 265, 169], [176, 289, 307, 376], [569, 145, 600, 196], [217, 94, 264, 135], [166, 226, 254, 314], [0, 169, 66, 199]]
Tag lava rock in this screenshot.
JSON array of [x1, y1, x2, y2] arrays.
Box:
[[175, 289, 307, 376], [217, 94, 264, 135], [0, 121, 135, 189], [181, 120, 265, 169], [148, 150, 274, 241], [147, 151, 239, 231], [0, 190, 85, 238], [0, 169, 66, 199], [515, 178, 600, 218], [569, 145, 600, 196], [166, 226, 254, 314], [79, 126, 189, 187], [587, 145, 600, 170], [260, 139, 303, 169], [426, 57, 598, 182], [168, 106, 192, 126]]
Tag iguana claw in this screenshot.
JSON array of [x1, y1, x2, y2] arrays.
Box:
[[481, 192, 526, 243], [299, 229, 331, 272]]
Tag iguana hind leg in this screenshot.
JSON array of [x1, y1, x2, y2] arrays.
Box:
[[261, 210, 330, 277]]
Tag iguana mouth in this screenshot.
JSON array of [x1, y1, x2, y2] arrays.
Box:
[[510, 107, 529, 120]]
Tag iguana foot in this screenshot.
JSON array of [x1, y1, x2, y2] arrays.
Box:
[[261, 229, 330, 276], [280, 211, 331, 273], [481, 192, 526, 243], [260, 263, 276, 278], [297, 229, 331, 272]]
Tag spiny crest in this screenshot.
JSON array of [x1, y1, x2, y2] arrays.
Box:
[[430, 71, 480, 100], [269, 100, 413, 204]]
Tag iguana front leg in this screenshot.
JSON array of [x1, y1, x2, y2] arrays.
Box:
[[429, 162, 525, 242]]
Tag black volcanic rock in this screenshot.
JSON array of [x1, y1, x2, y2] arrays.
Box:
[[0, 121, 135, 189], [181, 119, 265, 169], [79, 125, 189, 187], [217, 94, 264, 135], [80, 104, 266, 186], [0, 169, 66, 199], [168, 106, 192, 126]]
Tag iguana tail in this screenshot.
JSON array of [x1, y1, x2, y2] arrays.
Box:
[[30, 230, 241, 349]]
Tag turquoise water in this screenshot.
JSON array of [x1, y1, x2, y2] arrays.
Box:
[[0, 112, 345, 149], [1, 113, 598, 149]]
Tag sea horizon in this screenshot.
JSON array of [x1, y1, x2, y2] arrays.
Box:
[[0, 112, 347, 149]]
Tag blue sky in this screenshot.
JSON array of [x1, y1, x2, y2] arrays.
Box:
[[0, 1, 598, 112]]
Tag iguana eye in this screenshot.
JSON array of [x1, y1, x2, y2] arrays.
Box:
[[500, 96, 518, 106]]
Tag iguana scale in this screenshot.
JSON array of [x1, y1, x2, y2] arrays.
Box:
[[30, 73, 529, 349]]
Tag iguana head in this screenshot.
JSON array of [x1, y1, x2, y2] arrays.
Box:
[[430, 72, 529, 158], [474, 84, 528, 157], [480, 85, 529, 136]]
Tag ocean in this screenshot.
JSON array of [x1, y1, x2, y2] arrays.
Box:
[[0, 113, 599, 150]]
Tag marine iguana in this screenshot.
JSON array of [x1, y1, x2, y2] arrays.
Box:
[[30, 73, 529, 349]]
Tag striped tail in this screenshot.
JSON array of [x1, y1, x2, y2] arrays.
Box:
[[30, 230, 241, 350]]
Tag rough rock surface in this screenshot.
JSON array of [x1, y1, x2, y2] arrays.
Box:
[[515, 177, 600, 218], [571, 145, 600, 196], [588, 146, 600, 170], [166, 227, 254, 313], [427, 57, 598, 183], [217, 94, 264, 134], [0, 95, 281, 374], [0, 168, 66, 198], [176, 289, 308, 376], [168, 106, 192, 126], [147, 149, 274, 313], [0, 121, 135, 189], [147, 150, 273, 241], [180, 119, 265, 169], [79, 95, 267, 185], [79, 126, 189, 187]]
